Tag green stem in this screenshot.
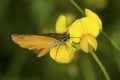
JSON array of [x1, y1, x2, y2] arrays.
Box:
[[69, 0, 85, 16], [90, 51, 111, 80], [102, 31, 120, 51]]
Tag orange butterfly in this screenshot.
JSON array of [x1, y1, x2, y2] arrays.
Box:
[[12, 33, 70, 57]]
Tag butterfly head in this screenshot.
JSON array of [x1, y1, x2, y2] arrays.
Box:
[[54, 33, 70, 42]]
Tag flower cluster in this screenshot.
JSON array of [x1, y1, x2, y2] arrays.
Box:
[[50, 8, 102, 63]]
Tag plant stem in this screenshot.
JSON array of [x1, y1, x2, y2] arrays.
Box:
[[90, 51, 111, 80], [102, 31, 120, 51], [69, 0, 85, 16]]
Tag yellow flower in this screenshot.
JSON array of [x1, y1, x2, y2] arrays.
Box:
[[68, 9, 102, 53], [50, 15, 76, 63]]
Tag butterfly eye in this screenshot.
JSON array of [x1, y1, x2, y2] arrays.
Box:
[[62, 37, 67, 41], [62, 35, 70, 42], [63, 33, 70, 42]]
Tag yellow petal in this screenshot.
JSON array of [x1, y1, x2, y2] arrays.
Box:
[[68, 19, 83, 43], [85, 8, 102, 31], [80, 35, 97, 53], [50, 43, 75, 63], [56, 15, 67, 33], [80, 17, 100, 37]]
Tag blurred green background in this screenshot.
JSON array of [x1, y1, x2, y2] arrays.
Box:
[[0, 0, 120, 80]]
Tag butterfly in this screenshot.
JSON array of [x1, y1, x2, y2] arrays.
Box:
[[11, 33, 70, 57]]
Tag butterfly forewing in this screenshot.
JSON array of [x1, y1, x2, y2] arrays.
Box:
[[12, 34, 57, 50]]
